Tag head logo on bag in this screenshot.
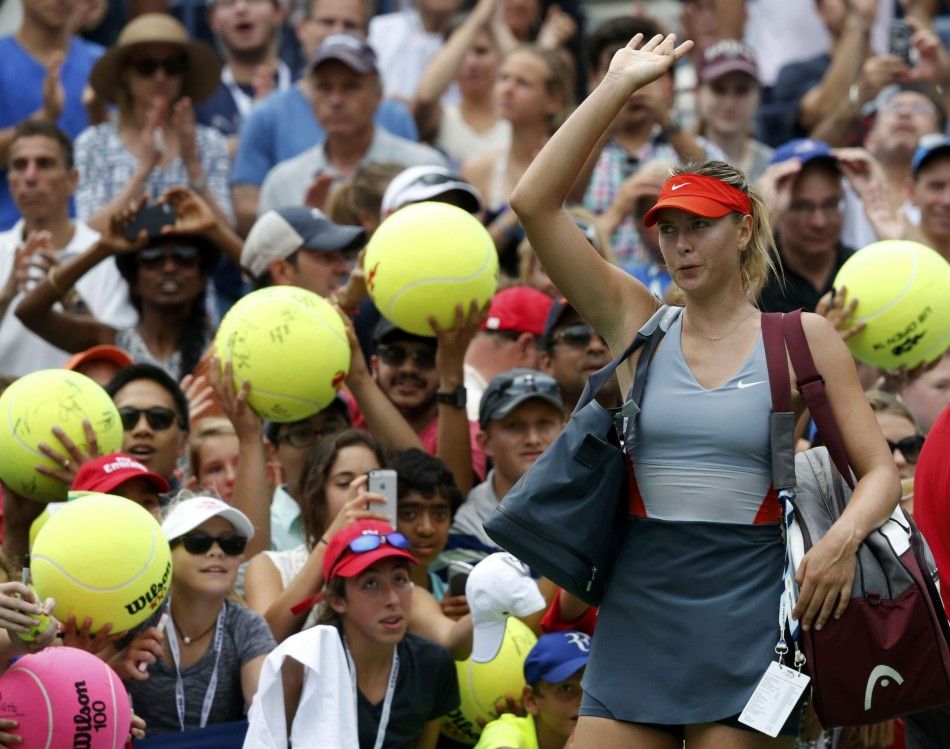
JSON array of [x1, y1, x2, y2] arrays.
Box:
[[863, 665, 904, 711]]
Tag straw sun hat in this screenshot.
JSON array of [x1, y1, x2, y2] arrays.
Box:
[[89, 13, 221, 105]]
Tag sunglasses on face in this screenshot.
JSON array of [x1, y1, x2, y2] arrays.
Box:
[[129, 57, 188, 78], [137, 246, 201, 269], [887, 435, 925, 463], [549, 323, 601, 349], [119, 406, 178, 431], [175, 532, 248, 556], [376, 344, 436, 370]]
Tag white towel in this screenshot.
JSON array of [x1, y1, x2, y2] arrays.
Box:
[[244, 625, 359, 749]]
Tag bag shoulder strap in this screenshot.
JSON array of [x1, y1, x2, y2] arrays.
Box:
[[781, 310, 855, 491], [576, 305, 681, 414], [762, 313, 797, 491]]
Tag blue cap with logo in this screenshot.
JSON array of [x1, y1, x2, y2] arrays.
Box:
[[523, 631, 591, 686], [911, 134, 950, 177], [769, 138, 836, 167]]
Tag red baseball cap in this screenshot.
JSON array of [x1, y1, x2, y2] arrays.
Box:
[[64, 344, 133, 372], [480, 287, 554, 337], [71, 452, 170, 495], [324, 520, 417, 581], [642, 173, 751, 227]]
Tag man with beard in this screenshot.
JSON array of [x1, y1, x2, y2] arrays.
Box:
[[366, 319, 486, 484], [199, 0, 292, 151], [758, 140, 854, 313]]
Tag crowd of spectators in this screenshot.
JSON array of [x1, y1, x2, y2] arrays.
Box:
[[0, 0, 949, 747]]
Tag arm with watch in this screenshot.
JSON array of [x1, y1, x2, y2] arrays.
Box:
[[431, 301, 484, 496]]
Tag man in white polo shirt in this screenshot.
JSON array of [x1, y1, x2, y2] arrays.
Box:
[[0, 120, 134, 376]]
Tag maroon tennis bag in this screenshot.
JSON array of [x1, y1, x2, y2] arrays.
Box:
[[763, 311, 950, 727]]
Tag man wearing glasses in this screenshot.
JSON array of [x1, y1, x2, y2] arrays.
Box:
[[758, 139, 855, 313], [105, 363, 191, 488], [540, 299, 616, 415], [264, 397, 352, 551]]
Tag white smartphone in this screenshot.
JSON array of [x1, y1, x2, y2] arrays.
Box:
[[367, 469, 398, 527]]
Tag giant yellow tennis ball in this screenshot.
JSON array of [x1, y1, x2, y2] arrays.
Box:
[[31, 493, 172, 634], [441, 618, 537, 745], [0, 370, 123, 502], [365, 202, 499, 337], [834, 240, 950, 370], [215, 286, 351, 422]]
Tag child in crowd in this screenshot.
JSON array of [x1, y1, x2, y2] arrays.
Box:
[[390, 448, 464, 603], [476, 630, 590, 749], [118, 496, 275, 735], [281, 519, 460, 748], [187, 417, 239, 503]]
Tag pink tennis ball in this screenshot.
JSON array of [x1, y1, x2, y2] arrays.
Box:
[[0, 647, 131, 748]]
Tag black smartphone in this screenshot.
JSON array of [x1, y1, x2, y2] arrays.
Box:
[[889, 19, 912, 66], [122, 203, 177, 242], [448, 560, 473, 597]]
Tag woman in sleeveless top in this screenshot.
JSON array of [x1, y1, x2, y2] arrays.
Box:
[[412, 2, 511, 167], [461, 45, 573, 267], [509, 32, 901, 748]]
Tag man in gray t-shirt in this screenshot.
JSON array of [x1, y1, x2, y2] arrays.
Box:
[[258, 34, 446, 213]]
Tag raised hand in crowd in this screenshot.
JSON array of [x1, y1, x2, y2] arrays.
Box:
[[537, 5, 578, 51], [35, 418, 103, 486], [61, 614, 117, 660], [39, 52, 65, 125], [755, 157, 803, 216], [339, 308, 424, 453], [170, 98, 201, 182], [906, 14, 950, 86], [834, 147, 906, 240], [304, 172, 335, 213], [815, 287, 866, 342], [158, 186, 243, 263], [180, 372, 215, 423], [0, 581, 58, 654], [112, 623, 165, 681], [431, 300, 487, 495], [0, 231, 56, 319], [209, 356, 272, 556]]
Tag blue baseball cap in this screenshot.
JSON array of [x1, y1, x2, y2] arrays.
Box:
[[523, 631, 591, 686], [768, 138, 837, 167], [911, 134, 950, 177]]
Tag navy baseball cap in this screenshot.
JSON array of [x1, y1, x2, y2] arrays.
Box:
[[768, 138, 837, 167], [242, 207, 366, 279], [478, 369, 564, 429], [311, 33, 378, 75], [523, 631, 591, 686], [912, 134, 950, 177], [542, 297, 576, 341]]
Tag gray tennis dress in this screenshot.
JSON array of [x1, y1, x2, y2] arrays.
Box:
[[581, 313, 791, 727]]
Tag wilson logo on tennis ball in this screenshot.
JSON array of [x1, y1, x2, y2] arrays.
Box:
[[123, 561, 171, 616], [73, 680, 110, 746]]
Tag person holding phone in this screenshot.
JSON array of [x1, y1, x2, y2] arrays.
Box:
[[15, 188, 230, 381], [244, 431, 475, 657]]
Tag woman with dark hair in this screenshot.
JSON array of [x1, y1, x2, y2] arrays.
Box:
[[245, 429, 390, 642], [74, 13, 231, 233], [15, 189, 225, 381], [245, 430, 475, 657]]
